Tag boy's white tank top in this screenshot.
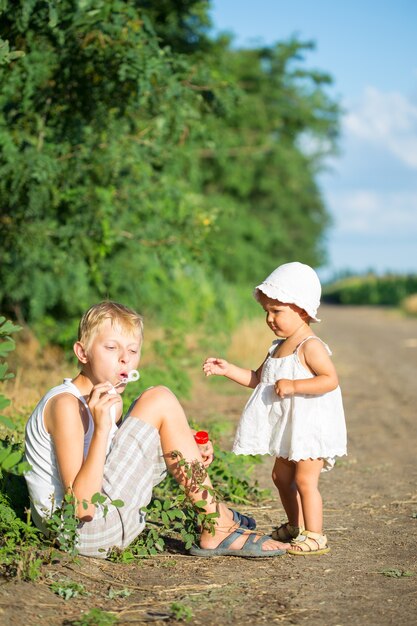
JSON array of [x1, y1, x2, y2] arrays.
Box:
[[24, 379, 116, 530]]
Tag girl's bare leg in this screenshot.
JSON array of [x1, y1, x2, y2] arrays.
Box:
[[129, 387, 289, 551], [294, 459, 324, 533], [272, 457, 304, 528]]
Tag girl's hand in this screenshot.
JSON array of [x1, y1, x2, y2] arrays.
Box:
[[87, 382, 123, 433], [203, 357, 229, 377], [274, 379, 296, 398], [197, 439, 214, 468]]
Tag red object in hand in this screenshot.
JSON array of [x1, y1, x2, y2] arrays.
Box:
[[194, 431, 209, 445]]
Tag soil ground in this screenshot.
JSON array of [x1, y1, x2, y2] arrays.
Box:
[[1, 305, 416, 625]]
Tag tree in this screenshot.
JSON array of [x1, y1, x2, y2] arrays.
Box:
[[0, 1, 340, 359]]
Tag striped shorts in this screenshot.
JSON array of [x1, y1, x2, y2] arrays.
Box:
[[76, 416, 166, 558]]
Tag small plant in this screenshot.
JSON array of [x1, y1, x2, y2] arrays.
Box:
[[71, 608, 118, 626], [107, 587, 132, 599], [0, 488, 44, 580], [0, 316, 21, 430], [46, 492, 124, 556], [380, 568, 414, 578], [170, 602, 194, 622], [50, 578, 89, 600]]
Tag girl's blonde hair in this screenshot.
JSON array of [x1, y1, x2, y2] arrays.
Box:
[[78, 301, 144, 350]]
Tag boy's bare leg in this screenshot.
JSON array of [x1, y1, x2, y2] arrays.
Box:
[[129, 386, 289, 552]]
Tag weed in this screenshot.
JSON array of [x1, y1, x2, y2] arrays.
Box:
[[380, 568, 414, 578], [50, 578, 89, 600], [71, 608, 118, 625], [107, 587, 132, 599], [46, 492, 125, 556], [0, 487, 44, 580], [160, 559, 177, 567], [170, 602, 194, 622]]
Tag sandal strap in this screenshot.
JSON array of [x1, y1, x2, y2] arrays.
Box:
[[291, 530, 328, 552], [272, 522, 302, 541], [215, 527, 246, 550]]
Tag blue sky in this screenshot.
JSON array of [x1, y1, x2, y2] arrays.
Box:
[[209, 0, 417, 279]]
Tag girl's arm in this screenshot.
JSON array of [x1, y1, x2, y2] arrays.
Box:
[[275, 340, 339, 398], [203, 356, 267, 389], [46, 383, 121, 520]]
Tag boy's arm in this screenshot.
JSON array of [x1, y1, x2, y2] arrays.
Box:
[[203, 356, 267, 388], [274, 341, 339, 398], [46, 385, 120, 520]]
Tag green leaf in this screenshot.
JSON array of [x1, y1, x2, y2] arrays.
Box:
[[0, 415, 15, 429], [193, 499, 207, 509], [1, 450, 23, 470], [110, 499, 125, 508], [0, 396, 11, 410], [91, 492, 106, 505]]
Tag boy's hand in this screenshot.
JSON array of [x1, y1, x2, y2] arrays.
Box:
[[274, 379, 296, 398], [197, 439, 214, 468], [88, 382, 123, 432], [203, 357, 229, 377]]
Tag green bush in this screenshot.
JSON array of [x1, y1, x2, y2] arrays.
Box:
[[323, 273, 417, 306]]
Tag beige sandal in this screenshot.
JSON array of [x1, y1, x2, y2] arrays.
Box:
[[271, 522, 302, 542], [286, 530, 330, 555]]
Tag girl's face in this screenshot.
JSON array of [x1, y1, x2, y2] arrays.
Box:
[[78, 318, 141, 387], [259, 294, 308, 338]]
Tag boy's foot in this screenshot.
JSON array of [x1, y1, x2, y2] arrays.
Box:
[[286, 530, 330, 556], [191, 527, 289, 558]]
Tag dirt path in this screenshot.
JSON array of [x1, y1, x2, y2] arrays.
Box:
[[1, 306, 416, 625]]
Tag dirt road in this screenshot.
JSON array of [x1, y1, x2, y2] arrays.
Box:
[[1, 305, 416, 625]]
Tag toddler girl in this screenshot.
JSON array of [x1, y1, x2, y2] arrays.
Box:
[[203, 262, 347, 555]]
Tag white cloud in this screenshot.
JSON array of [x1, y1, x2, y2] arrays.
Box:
[[326, 189, 417, 235], [344, 87, 417, 169]]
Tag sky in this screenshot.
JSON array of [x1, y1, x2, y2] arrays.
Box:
[[209, 0, 417, 280]]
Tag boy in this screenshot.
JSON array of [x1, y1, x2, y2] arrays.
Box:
[[25, 301, 288, 557]]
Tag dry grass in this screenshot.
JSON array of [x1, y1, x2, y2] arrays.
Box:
[[226, 318, 272, 368], [402, 293, 417, 316]]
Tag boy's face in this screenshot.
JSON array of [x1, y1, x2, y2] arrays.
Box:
[[259, 294, 308, 338], [78, 318, 141, 387]]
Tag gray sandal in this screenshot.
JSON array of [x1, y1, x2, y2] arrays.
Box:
[[189, 528, 286, 558]]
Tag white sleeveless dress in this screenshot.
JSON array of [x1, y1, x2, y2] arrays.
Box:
[[232, 337, 347, 471]]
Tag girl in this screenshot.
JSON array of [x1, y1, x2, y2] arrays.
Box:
[[203, 262, 347, 555]]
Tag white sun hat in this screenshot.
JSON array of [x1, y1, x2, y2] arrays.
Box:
[[253, 262, 322, 322]]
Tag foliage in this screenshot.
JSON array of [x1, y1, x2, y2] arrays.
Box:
[[0, 490, 43, 580], [170, 602, 194, 622], [323, 273, 417, 306], [0, 316, 21, 430], [380, 568, 414, 578], [46, 491, 125, 556], [50, 578, 89, 600], [0, 1, 340, 393], [202, 39, 339, 284], [0, 317, 44, 580], [71, 608, 119, 626], [109, 437, 268, 560]]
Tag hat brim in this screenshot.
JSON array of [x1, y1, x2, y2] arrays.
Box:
[[254, 285, 321, 322]]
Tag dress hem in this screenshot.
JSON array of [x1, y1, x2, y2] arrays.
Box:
[[232, 448, 348, 462]]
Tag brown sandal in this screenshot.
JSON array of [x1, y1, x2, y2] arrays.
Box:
[[286, 530, 330, 556], [271, 522, 302, 542]]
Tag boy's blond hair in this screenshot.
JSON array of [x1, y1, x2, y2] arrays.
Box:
[[78, 301, 143, 351]]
